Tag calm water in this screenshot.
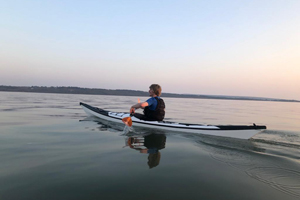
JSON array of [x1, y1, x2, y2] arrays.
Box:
[[0, 92, 299, 200]]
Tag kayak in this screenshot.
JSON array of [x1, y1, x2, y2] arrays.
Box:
[[80, 102, 266, 139]]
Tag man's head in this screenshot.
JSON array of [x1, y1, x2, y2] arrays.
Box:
[[149, 84, 162, 96]]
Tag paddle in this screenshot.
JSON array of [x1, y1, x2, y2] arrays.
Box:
[[122, 98, 140, 127], [122, 115, 133, 127]]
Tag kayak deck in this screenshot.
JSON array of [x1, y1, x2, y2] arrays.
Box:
[[80, 102, 266, 139]]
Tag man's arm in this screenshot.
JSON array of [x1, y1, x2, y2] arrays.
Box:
[[130, 102, 149, 114]]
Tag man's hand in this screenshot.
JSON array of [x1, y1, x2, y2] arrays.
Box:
[[130, 107, 135, 114]]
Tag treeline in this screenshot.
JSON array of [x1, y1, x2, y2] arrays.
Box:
[[0, 85, 149, 96], [0, 85, 209, 98], [0, 85, 299, 102]]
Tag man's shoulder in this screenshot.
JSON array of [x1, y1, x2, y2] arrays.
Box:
[[149, 96, 162, 101], [146, 97, 158, 104], [147, 97, 156, 101], [155, 96, 163, 101]]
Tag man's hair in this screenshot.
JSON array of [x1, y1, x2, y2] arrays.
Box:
[[149, 84, 162, 96]]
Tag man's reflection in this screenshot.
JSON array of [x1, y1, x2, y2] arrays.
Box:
[[126, 133, 166, 169]]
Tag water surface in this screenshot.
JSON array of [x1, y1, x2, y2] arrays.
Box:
[[0, 92, 299, 200]]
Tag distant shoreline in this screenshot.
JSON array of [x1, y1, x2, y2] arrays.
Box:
[[0, 85, 299, 103]]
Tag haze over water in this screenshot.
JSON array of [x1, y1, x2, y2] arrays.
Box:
[[0, 92, 299, 200]]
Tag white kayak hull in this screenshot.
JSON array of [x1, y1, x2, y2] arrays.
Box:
[[80, 102, 266, 140]]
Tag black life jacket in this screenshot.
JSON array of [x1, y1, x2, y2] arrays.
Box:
[[143, 97, 165, 121]]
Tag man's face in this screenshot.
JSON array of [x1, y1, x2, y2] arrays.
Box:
[[149, 88, 155, 96]]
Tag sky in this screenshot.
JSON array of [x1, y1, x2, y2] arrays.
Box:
[[1, 0, 299, 100]]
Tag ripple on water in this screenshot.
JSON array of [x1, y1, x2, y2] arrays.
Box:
[[190, 135, 300, 199], [246, 167, 300, 198], [253, 130, 300, 147]]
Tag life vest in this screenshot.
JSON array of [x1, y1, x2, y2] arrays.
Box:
[[143, 97, 165, 121]]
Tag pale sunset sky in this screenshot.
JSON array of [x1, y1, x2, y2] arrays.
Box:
[[1, 0, 299, 100]]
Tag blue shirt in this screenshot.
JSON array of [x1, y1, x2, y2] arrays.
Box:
[[146, 97, 161, 111]]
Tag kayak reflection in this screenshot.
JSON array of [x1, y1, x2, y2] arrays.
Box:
[[125, 133, 166, 169]]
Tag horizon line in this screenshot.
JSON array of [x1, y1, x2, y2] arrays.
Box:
[[1, 85, 299, 103]]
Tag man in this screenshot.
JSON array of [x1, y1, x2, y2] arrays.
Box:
[[130, 84, 165, 121]]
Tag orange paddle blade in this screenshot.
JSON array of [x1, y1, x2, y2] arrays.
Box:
[[122, 117, 132, 127]]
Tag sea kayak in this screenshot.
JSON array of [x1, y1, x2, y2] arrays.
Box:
[[80, 102, 266, 139]]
